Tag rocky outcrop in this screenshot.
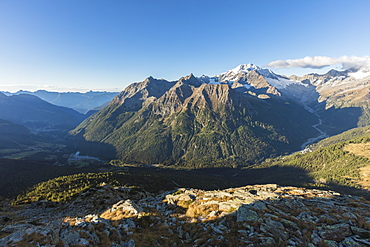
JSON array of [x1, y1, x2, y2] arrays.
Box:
[[1, 184, 370, 246], [112, 76, 176, 111]]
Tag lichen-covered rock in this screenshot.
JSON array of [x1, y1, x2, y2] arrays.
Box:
[[236, 206, 258, 222], [318, 223, 351, 241], [1, 184, 370, 246], [341, 237, 363, 247]]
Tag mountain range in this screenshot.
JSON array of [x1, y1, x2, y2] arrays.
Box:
[[1, 63, 370, 247], [71, 63, 370, 168], [0, 92, 86, 132], [2, 90, 119, 114]]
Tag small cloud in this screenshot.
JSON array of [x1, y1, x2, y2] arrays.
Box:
[[266, 56, 370, 70]]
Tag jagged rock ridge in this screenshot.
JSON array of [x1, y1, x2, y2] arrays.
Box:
[[2, 184, 370, 246]]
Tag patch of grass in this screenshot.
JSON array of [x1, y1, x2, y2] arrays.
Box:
[[5, 151, 41, 159], [245, 133, 370, 196], [344, 142, 370, 159], [0, 149, 20, 154], [186, 202, 219, 218]]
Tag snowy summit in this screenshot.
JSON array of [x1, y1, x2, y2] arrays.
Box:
[[213, 64, 308, 90]]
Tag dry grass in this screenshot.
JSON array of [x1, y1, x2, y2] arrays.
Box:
[[344, 143, 370, 188], [186, 203, 219, 218], [62, 216, 77, 226], [359, 166, 370, 188], [344, 143, 370, 159], [100, 208, 133, 221], [177, 200, 193, 208]]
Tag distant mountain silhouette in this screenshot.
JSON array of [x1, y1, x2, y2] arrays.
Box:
[[2, 90, 119, 114], [0, 92, 85, 132]]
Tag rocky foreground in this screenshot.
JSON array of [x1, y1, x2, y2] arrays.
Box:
[[1, 184, 370, 246]]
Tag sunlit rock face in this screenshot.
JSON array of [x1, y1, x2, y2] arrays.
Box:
[[2, 183, 370, 246]]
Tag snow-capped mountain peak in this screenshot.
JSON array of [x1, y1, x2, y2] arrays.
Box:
[[214, 63, 308, 91], [218, 64, 260, 79], [229, 63, 260, 74]]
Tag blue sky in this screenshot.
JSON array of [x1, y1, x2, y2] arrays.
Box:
[[1, 0, 370, 92]]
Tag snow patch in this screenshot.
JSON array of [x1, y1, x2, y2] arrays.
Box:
[[218, 64, 308, 89], [265, 77, 308, 89], [349, 69, 370, 79], [228, 64, 260, 74], [218, 64, 260, 81]]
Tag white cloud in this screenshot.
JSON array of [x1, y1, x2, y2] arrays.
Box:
[[266, 56, 370, 70]]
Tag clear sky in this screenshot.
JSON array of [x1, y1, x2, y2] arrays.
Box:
[[1, 0, 370, 92]]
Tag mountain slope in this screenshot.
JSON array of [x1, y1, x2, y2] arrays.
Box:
[[71, 71, 319, 168], [247, 129, 370, 194], [309, 125, 370, 150], [0, 92, 86, 132], [0, 119, 35, 149], [291, 67, 370, 135], [71, 63, 370, 167]]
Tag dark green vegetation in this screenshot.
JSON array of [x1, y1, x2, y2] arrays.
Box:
[[0, 136, 108, 199], [240, 131, 370, 198], [0, 119, 34, 149], [71, 77, 319, 168], [0, 158, 85, 199], [319, 105, 365, 137], [325, 90, 370, 129], [10, 125, 370, 205], [12, 167, 232, 204], [310, 125, 370, 150]]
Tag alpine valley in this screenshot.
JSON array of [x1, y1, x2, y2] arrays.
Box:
[[71, 64, 370, 168], [2, 63, 370, 246]]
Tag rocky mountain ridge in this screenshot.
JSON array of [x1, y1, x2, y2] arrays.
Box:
[[71, 62, 370, 166], [1, 183, 370, 246], [71, 68, 319, 167]]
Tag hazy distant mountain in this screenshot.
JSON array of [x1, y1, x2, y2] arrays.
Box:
[[2, 90, 119, 114], [0, 92, 85, 132]]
